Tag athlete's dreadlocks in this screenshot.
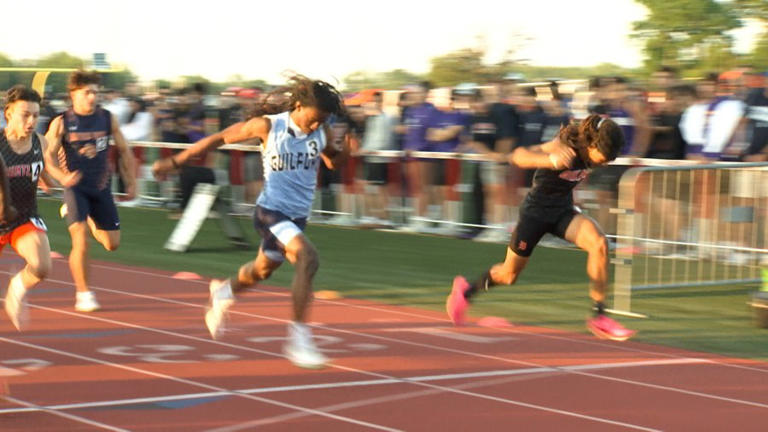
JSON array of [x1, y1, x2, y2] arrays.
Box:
[[558, 114, 625, 167], [249, 75, 346, 119]]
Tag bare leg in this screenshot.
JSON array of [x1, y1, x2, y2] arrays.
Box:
[[283, 234, 319, 322], [564, 214, 609, 304], [86, 218, 120, 251], [13, 230, 52, 289], [230, 250, 282, 292], [68, 222, 90, 294]]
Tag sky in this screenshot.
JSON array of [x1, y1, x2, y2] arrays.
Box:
[[0, 0, 720, 86]]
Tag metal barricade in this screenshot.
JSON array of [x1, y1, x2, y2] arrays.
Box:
[[611, 162, 768, 315]]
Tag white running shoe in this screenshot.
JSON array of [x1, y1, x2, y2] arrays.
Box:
[[205, 279, 235, 339], [5, 284, 29, 331], [283, 321, 329, 369], [75, 291, 101, 312]]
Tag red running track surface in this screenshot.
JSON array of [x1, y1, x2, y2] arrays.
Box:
[[0, 257, 767, 431]]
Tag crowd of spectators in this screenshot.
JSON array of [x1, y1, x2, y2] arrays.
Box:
[[4, 66, 767, 240]]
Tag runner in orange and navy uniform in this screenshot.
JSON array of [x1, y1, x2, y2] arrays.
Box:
[[45, 70, 136, 312]]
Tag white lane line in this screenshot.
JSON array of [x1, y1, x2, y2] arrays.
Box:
[[2, 303, 660, 431], [205, 365, 649, 432], [0, 366, 24, 377], [381, 326, 516, 343], [17, 275, 768, 412], [0, 358, 703, 415], [0, 337, 401, 432], [86, 263, 768, 375], [2, 395, 130, 432]]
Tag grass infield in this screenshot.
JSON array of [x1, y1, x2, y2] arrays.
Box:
[[37, 198, 768, 361]]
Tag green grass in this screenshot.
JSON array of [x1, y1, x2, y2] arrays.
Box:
[[37, 198, 768, 361]]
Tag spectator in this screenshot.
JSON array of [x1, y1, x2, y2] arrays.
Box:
[[647, 84, 693, 160], [425, 89, 470, 234], [101, 88, 131, 124], [359, 91, 397, 225], [397, 81, 441, 232], [472, 80, 518, 242], [176, 84, 216, 215]]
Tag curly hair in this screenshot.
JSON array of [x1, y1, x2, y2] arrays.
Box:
[[558, 114, 625, 166], [248, 74, 345, 119]]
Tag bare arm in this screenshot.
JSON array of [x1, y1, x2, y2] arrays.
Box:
[[43, 116, 82, 187], [152, 117, 270, 177], [111, 114, 137, 200], [508, 138, 576, 170], [36, 133, 62, 191]]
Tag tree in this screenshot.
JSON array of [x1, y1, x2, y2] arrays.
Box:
[[342, 69, 423, 92], [34, 51, 86, 95], [730, 0, 768, 69], [0, 52, 16, 91], [427, 49, 493, 87], [632, 0, 740, 75]]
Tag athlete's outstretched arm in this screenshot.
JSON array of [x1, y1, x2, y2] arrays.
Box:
[[152, 117, 270, 177], [111, 114, 137, 200], [508, 138, 576, 170], [42, 116, 82, 187]]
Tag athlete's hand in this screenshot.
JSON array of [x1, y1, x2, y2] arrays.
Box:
[[152, 157, 177, 180], [79, 144, 98, 159], [123, 183, 137, 201], [549, 141, 576, 169], [61, 171, 82, 187]]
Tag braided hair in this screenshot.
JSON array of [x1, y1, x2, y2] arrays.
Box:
[[557, 114, 625, 167], [248, 74, 346, 120]]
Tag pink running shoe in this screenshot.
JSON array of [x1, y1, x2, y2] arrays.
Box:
[[586, 315, 636, 341], [446, 276, 471, 326]]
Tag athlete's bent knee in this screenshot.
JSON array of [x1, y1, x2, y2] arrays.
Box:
[[589, 236, 608, 258], [297, 247, 320, 275], [254, 266, 273, 280], [31, 259, 51, 280]]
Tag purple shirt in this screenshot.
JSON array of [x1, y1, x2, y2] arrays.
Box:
[[427, 110, 470, 152], [402, 102, 441, 151]]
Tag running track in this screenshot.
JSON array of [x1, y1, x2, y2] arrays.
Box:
[[0, 255, 767, 431]]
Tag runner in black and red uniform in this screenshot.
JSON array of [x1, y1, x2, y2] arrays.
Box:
[[1, 85, 65, 330], [447, 114, 637, 341]]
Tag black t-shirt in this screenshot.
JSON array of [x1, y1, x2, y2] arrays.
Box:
[[541, 112, 570, 142], [745, 90, 768, 156], [516, 107, 547, 148], [489, 102, 518, 141], [469, 113, 498, 151], [648, 113, 686, 159], [218, 105, 244, 130]]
